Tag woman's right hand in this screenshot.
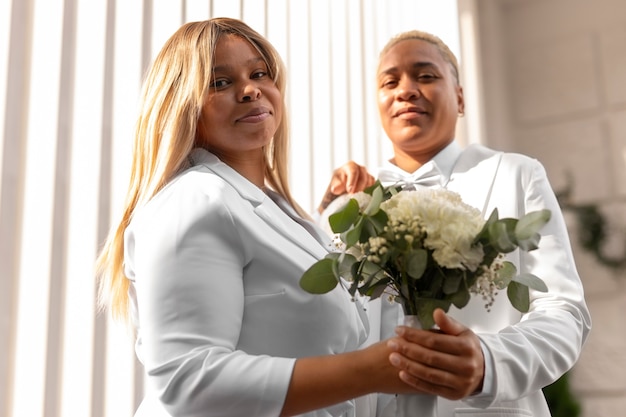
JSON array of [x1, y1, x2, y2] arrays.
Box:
[[362, 339, 431, 395]]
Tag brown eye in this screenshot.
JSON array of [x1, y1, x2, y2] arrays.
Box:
[[251, 70, 268, 79], [210, 79, 229, 89], [417, 74, 436, 82]]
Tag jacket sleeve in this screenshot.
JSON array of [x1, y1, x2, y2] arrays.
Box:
[[465, 155, 592, 408], [124, 179, 295, 417]]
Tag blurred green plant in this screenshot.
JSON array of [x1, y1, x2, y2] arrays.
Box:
[[556, 174, 626, 270], [543, 373, 581, 417]]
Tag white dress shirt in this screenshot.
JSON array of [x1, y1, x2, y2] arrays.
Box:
[[322, 141, 591, 417]]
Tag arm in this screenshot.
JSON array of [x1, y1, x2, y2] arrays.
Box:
[[467, 158, 591, 405], [128, 175, 418, 417], [281, 341, 421, 416]]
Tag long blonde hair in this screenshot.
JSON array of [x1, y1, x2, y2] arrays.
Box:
[[96, 18, 299, 322]]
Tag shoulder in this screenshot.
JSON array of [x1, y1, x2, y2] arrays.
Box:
[[483, 148, 549, 193], [131, 167, 241, 235], [497, 150, 547, 181], [461, 144, 544, 172], [123, 168, 250, 282]]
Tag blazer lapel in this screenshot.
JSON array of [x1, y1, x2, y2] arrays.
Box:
[[254, 200, 331, 259], [189, 148, 330, 260]]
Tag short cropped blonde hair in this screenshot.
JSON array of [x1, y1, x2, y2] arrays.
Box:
[[379, 30, 460, 84]]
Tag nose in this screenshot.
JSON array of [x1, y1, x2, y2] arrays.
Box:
[[396, 77, 420, 101], [239, 82, 261, 102]]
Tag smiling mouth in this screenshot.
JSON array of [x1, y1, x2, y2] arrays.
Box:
[[395, 107, 426, 117], [237, 112, 270, 123], [237, 107, 272, 123], [395, 108, 427, 120]]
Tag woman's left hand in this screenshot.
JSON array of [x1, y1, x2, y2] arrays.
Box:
[[386, 309, 485, 400]]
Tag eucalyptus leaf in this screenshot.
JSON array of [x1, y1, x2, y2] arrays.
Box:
[[344, 216, 364, 247], [494, 261, 516, 289], [512, 272, 548, 292], [475, 208, 499, 243], [517, 233, 541, 251], [406, 249, 428, 279], [428, 273, 444, 295], [337, 253, 357, 282], [448, 288, 471, 309], [507, 281, 530, 312], [364, 185, 384, 216], [361, 216, 383, 243], [359, 259, 387, 286], [368, 210, 389, 234], [488, 219, 518, 253], [515, 209, 551, 240], [363, 180, 382, 195], [329, 198, 360, 233], [442, 270, 463, 294], [363, 280, 390, 299], [329, 253, 340, 282], [515, 210, 551, 251], [299, 258, 339, 294]]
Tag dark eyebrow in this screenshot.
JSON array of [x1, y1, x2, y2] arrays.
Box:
[[377, 61, 440, 78], [212, 57, 266, 73]]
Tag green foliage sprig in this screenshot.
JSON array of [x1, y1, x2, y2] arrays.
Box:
[[301, 182, 551, 328]]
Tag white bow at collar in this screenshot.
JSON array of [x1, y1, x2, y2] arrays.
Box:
[[377, 160, 444, 190]]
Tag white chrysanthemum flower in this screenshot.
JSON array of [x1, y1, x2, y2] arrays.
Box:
[[381, 188, 486, 270]]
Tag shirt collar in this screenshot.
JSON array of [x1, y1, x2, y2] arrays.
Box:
[[376, 140, 463, 186]]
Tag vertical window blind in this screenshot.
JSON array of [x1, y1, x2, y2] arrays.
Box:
[[0, 1, 462, 416]]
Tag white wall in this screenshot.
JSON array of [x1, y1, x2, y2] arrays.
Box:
[[476, 1, 626, 416]]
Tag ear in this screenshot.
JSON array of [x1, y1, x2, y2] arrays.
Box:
[[456, 85, 465, 115]]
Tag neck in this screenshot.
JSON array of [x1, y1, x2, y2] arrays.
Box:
[[212, 149, 267, 188], [390, 140, 452, 172]]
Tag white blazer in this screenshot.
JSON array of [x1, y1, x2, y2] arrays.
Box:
[[348, 143, 592, 417], [125, 148, 368, 417]]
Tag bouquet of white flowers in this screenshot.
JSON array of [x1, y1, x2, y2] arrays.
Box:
[[301, 182, 551, 328]]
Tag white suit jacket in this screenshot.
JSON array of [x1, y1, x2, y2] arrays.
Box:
[[332, 143, 591, 417], [124, 148, 368, 417]]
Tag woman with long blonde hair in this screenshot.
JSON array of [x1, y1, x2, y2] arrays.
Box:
[[95, 17, 427, 417]]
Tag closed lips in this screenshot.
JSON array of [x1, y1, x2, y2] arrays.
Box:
[[395, 106, 426, 116], [237, 107, 271, 122]]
